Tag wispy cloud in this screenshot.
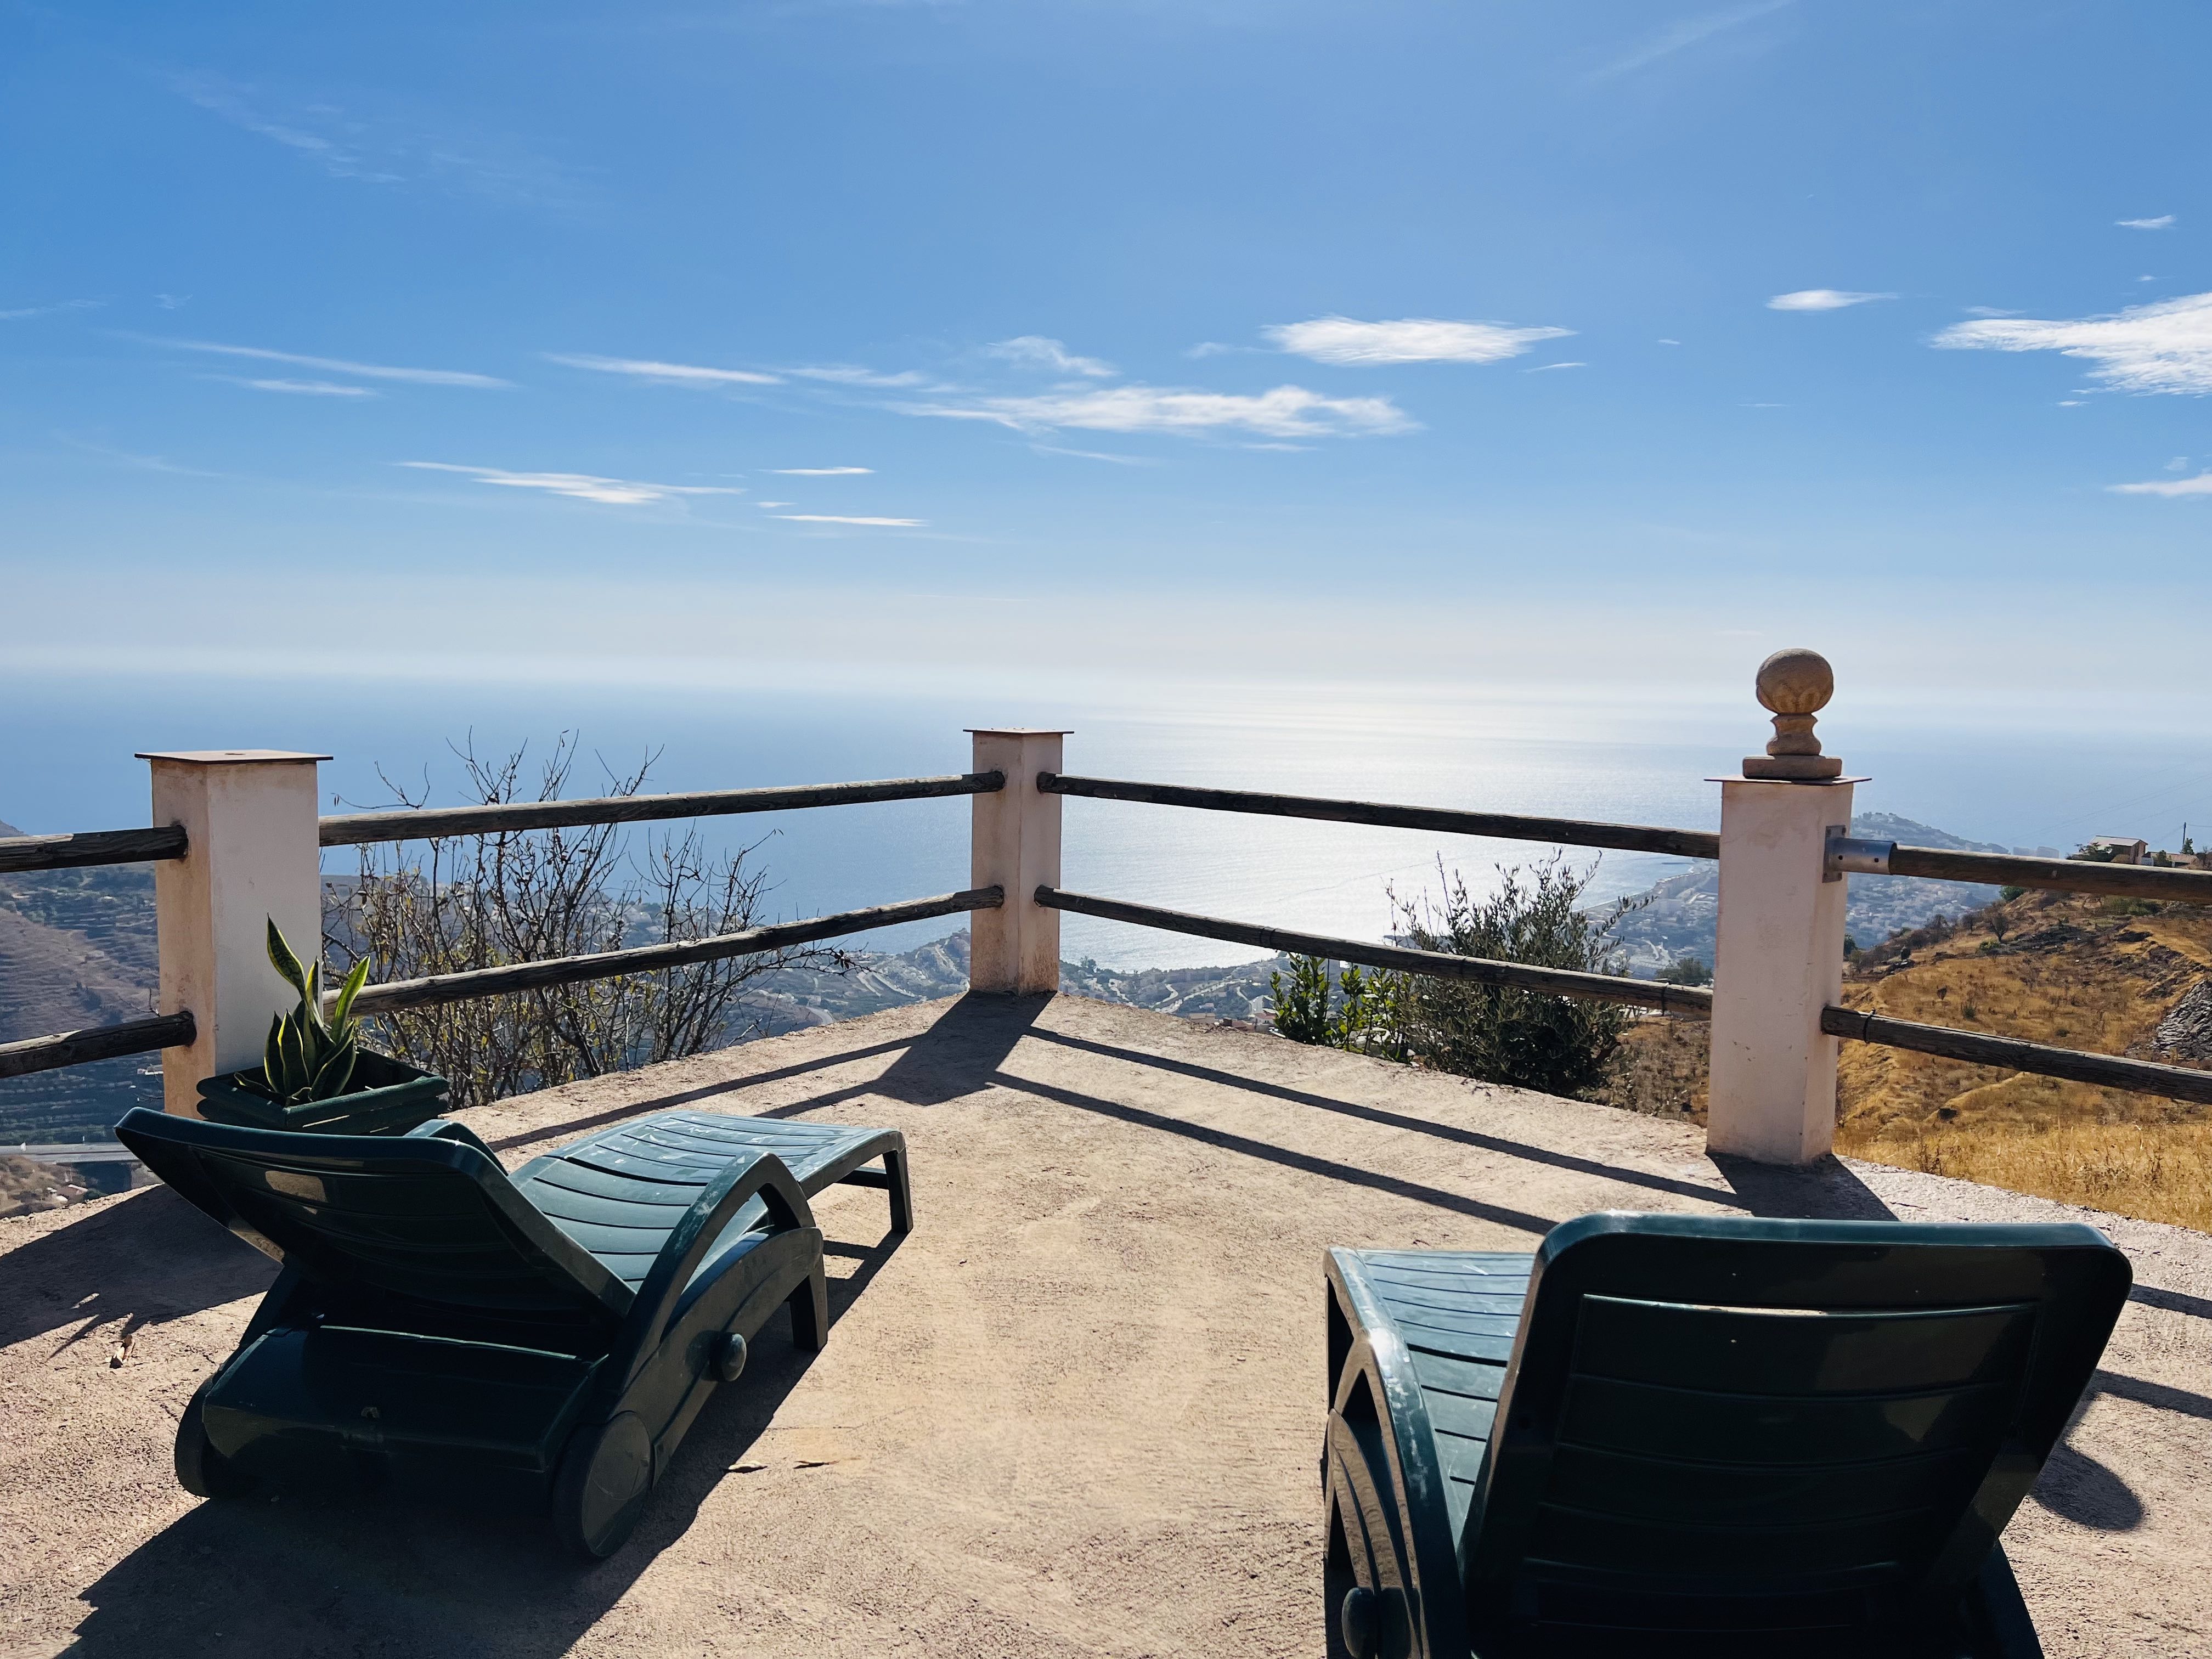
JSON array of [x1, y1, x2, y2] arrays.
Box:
[[771, 466, 873, 475], [144, 337, 509, 387], [398, 462, 744, 507], [1767, 289, 1896, 311], [785, 364, 932, 388], [1525, 361, 1588, 373], [1030, 443, 1158, 465], [986, 336, 1116, 377], [1963, 306, 2022, 318], [155, 294, 189, 311], [1589, 0, 1793, 82], [1266, 315, 1571, 365], [59, 436, 223, 478], [902, 382, 1414, 439], [771, 514, 924, 527], [1934, 290, 2212, 395], [174, 75, 584, 207], [546, 352, 780, 386], [2111, 471, 2212, 499], [2118, 215, 2176, 230], [2, 298, 103, 321], [243, 379, 377, 397]]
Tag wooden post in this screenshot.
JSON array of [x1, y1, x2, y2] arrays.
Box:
[[967, 729, 1066, 995], [138, 750, 329, 1115], [1706, 651, 1855, 1165]]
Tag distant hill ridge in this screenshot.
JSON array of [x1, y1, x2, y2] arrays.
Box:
[[1607, 813, 2008, 979]]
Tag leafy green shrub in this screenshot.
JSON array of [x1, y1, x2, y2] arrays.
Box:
[[1269, 957, 1407, 1057], [1388, 857, 1632, 1099], [1999, 885, 2026, 902], [1658, 955, 1712, 985]]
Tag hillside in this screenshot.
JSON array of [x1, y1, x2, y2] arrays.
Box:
[[1607, 813, 2009, 978], [0, 858, 164, 1144], [1830, 888, 2212, 1228], [1609, 887, 2212, 1230]]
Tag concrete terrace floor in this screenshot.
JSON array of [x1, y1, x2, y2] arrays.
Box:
[[3, 995, 2209, 1658]]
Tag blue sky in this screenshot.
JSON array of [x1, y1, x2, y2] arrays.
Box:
[[4, 0, 2208, 723]]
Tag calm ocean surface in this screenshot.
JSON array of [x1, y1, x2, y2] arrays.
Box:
[[6, 671, 2209, 971]]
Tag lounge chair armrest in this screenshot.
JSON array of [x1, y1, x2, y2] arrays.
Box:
[[599, 1150, 816, 1404], [1324, 1251, 1473, 1659], [404, 1118, 501, 1160]]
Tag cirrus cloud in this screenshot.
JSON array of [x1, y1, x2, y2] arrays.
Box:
[[1264, 315, 1572, 365], [2118, 215, 2175, 230], [398, 461, 745, 507], [985, 336, 1116, 377], [771, 514, 924, 527], [1933, 290, 2212, 395], [902, 382, 1414, 439], [146, 337, 508, 386], [546, 353, 781, 386], [1767, 289, 1896, 311]]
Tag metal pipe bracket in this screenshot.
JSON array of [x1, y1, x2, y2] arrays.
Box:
[[1824, 832, 1895, 881]]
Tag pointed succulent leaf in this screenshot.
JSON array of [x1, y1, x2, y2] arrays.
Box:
[[329, 958, 371, 1034], [311, 1034, 358, 1102], [266, 917, 313, 1004], [275, 1013, 312, 1104], [261, 1012, 289, 1098]]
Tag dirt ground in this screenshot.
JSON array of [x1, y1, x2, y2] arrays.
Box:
[[3, 994, 2207, 1657]]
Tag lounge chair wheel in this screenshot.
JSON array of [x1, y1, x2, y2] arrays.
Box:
[[1338, 1584, 1408, 1659], [552, 1412, 654, 1559], [712, 1331, 748, 1383], [174, 1392, 255, 1500]]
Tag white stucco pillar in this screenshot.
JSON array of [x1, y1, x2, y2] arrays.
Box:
[[967, 729, 1065, 995], [138, 749, 329, 1115], [1705, 650, 1857, 1165], [1706, 778, 1856, 1163]]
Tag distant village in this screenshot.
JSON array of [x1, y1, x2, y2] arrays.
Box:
[[2077, 830, 2212, 868]]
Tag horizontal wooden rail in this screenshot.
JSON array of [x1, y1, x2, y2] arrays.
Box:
[[1036, 774, 1719, 862], [0, 1012, 195, 1082], [1884, 844, 2212, 906], [1034, 887, 1714, 1017], [345, 888, 1002, 1017], [320, 771, 1006, 847], [0, 825, 189, 875], [1822, 1005, 2212, 1108]]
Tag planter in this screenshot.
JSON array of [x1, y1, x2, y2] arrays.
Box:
[[196, 1051, 450, 1136]]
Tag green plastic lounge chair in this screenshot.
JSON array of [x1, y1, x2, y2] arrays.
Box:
[[116, 1105, 913, 1557], [1323, 1212, 2131, 1659]]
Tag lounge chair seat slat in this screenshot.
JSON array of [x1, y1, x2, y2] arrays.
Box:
[[1409, 1346, 1509, 1403]]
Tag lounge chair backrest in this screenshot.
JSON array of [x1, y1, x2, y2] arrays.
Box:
[[116, 1109, 630, 1324], [1463, 1212, 2131, 1647]]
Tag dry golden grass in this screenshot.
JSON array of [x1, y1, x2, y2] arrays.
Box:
[[1836, 1117, 2212, 1233], [1830, 891, 2212, 1227]]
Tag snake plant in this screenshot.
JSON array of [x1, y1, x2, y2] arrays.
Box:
[[243, 918, 373, 1105]]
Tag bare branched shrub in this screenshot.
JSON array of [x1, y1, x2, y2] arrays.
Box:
[[324, 736, 848, 1109]]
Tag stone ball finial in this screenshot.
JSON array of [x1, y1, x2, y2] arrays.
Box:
[[1754, 648, 1833, 718], [1743, 647, 1843, 780]]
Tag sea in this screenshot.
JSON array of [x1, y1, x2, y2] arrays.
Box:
[[5, 669, 2210, 972]]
